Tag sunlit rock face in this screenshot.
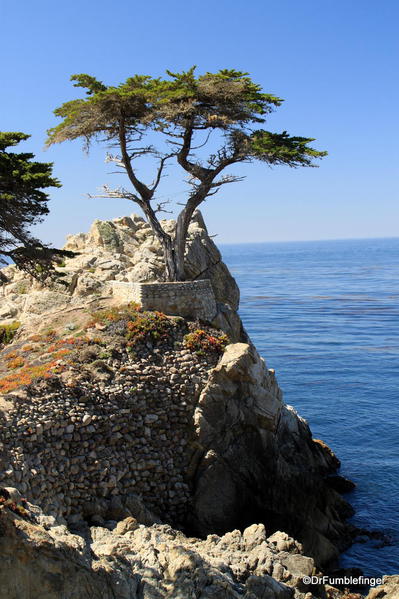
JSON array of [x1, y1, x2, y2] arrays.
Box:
[[0, 211, 354, 569], [0, 491, 326, 599], [0, 211, 239, 326]]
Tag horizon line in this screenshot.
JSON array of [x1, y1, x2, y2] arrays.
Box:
[[217, 235, 399, 246]]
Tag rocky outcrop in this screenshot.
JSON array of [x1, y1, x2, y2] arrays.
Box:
[[0, 325, 353, 569], [366, 576, 399, 599], [0, 212, 355, 574], [0, 493, 342, 599], [0, 211, 239, 327], [190, 343, 353, 567]]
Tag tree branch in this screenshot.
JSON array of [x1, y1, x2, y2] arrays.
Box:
[[150, 153, 176, 193], [118, 118, 153, 201], [88, 184, 144, 205], [176, 122, 212, 181], [154, 200, 173, 214]]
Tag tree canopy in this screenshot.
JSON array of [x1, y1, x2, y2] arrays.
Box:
[[47, 68, 327, 280], [0, 132, 72, 282]]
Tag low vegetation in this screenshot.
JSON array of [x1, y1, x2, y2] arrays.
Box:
[[87, 303, 141, 327], [184, 329, 228, 355], [0, 361, 66, 394], [126, 311, 174, 345], [0, 304, 229, 395], [0, 493, 30, 519], [0, 321, 20, 345], [0, 334, 92, 394], [88, 303, 177, 347]]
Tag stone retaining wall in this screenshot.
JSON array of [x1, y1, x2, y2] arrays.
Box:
[[112, 280, 217, 322], [0, 347, 219, 526]]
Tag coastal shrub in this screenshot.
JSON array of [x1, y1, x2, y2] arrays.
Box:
[[88, 303, 176, 347], [0, 494, 29, 519], [126, 310, 174, 346], [28, 333, 45, 343], [51, 349, 73, 360], [22, 344, 34, 352], [28, 329, 57, 344], [0, 360, 65, 394], [6, 355, 25, 370], [0, 332, 95, 394], [0, 321, 20, 345], [88, 303, 141, 328], [15, 283, 28, 294], [184, 329, 228, 355], [46, 336, 87, 352]]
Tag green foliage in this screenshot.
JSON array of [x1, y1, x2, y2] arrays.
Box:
[[71, 74, 107, 95], [250, 130, 327, 166], [126, 310, 174, 345], [88, 303, 176, 347], [88, 303, 141, 327], [46, 68, 325, 167], [15, 282, 28, 294], [46, 68, 326, 281], [184, 329, 228, 355], [0, 132, 60, 196], [0, 132, 74, 281], [0, 321, 20, 345]]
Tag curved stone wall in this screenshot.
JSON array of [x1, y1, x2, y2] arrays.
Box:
[[112, 280, 217, 322]]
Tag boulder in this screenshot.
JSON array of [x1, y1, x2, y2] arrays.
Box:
[[0, 495, 331, 599], [367, 576, 399, 599], [0, 303, 18, 319], [184, 211, 240, 310], [22, 291, 70, 315], [190, 343, 354, 567]]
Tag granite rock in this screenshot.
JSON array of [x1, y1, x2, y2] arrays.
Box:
[[0, 495, 338, 599]]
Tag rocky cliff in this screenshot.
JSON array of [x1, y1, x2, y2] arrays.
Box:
[[190, 342, 354, 566], [0, 211, 239, 323], [0, 212, 365, 596], [0, 490, 364, 599]]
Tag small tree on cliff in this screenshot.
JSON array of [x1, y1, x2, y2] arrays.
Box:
[[0, 132, 73, 282], [47, 68, 326, 281]]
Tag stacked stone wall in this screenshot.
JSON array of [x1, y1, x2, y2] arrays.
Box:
[[0, 347, 218, 526], [112, 280, 217, 322]]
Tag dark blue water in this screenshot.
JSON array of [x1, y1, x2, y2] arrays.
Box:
[[220, 237, 399, 577]]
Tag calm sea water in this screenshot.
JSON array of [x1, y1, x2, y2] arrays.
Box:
[[220, 237, 399, 577]]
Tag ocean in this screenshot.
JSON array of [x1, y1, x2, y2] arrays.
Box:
[[220, 237, 399, 578]]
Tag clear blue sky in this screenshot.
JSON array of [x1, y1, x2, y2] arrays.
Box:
[[2, 0, 398, 245]]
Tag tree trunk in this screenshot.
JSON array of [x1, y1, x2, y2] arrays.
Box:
[[162, 235, 179, 282], [139, 203, 179, 281], [173, 207, 193, 281], [173, 191, 211, 281], [173, 228, 186, 281], [142, 192, 208, 282]]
